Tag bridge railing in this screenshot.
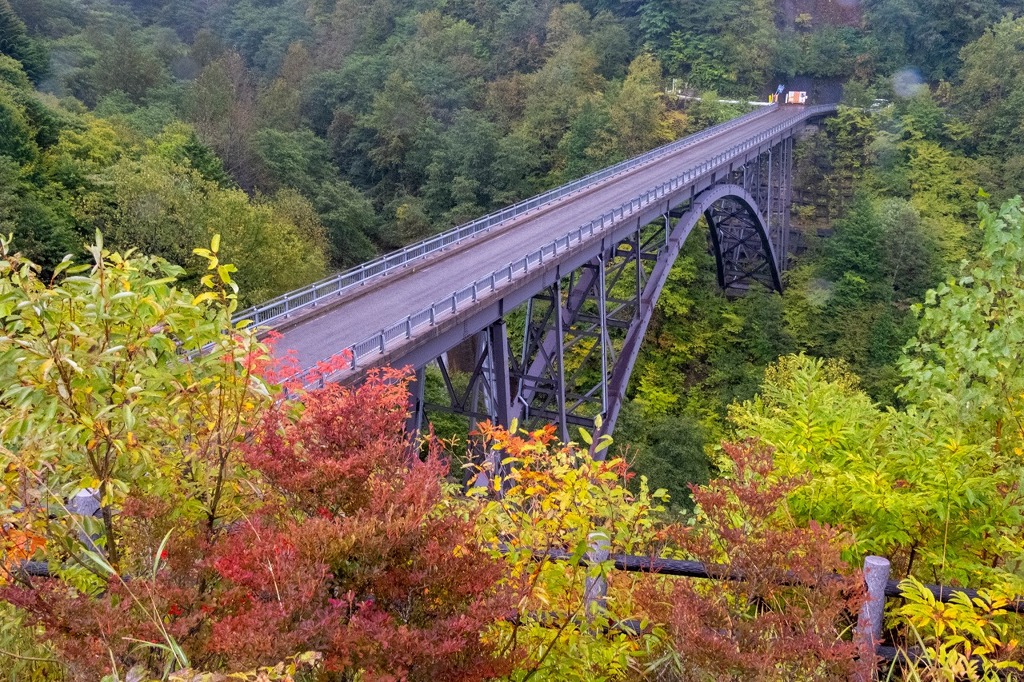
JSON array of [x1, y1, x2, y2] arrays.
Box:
[[234, 106, 782, 330], [292, 104, 834, 389]]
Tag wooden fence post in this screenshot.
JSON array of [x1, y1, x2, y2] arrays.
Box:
[[69, 488, 103, 554], [584, 530, 611, 621], [853, 555, 891, 682]]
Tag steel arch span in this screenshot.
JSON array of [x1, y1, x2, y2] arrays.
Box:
[[497, 184, 781, 440], [703, 184, 784, 294], [421, 180, 792, 473]]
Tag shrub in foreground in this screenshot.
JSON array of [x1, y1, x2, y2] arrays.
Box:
[[1, 235, 867, 680]]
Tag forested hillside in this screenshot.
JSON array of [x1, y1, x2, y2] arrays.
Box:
[[6, 0, 1021, 275], [5, 0, 1024, 678]]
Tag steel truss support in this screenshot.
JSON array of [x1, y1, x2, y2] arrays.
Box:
[[735, 138, 793, 282], [706, 196, 783, 293], [506, 219, 668, 443], [421, 138, 795, 453], [426, 321, 514, 484], [428, 323, 513, 427], [503, 181, 787, 442]]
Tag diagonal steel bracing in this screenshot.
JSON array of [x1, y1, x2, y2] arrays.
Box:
[[425, 138, 796, 463], [706, 197, 783, 293], [505, 220, 669, 440]]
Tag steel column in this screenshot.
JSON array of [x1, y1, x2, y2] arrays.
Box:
[[553, 279, 568, 443], [406, 366, 425, 435], [488, 320, 513, 428], [597, 254, 609, 416]]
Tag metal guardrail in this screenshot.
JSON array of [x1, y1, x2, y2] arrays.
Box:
[[234, 106, 783, 330], [290, 104, 835, 389]]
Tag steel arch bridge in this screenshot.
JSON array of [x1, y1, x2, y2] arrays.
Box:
[[246, 104, 834, 450], [424, 179, 788, 448]]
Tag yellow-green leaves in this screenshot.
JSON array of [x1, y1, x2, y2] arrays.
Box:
[[470, 422, 667, 679], [899, 576, 1024, 678], [191, 291, 219, 306], [732, 352, 1023, 585], [0, 235, 272, 577], [193, 235, 241, 310], [901, 197, 1024, 454]]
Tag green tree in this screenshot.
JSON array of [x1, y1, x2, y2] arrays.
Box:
[[606, 53, 668, 158], [0, 156, 77, 270], [957, 16, 1024, 194], [877, 198, 942, 303], [249, 127, 378, 265], [394, 11, 486, 119], [667, 0, 776, 94], [184, 54, 260, 189], [0, 0, 47, 82], [0, 233, 271, 570], [91, 154, 328, 305], [900, 196, 1024, 448], [555, 96, 613, 180], [216, 0, 312, 74], [613, 402, 710, 507], [665, 32, 731, 92], [0, 83, 34, 162], [150, 121, 233, 187], [423, 110, 501, 222], [820, 195, 887, 292], [358, 71, 436, 193], [731, 353, 1024, 584], [0, 56, 78, 268], [636, 0, 679, 57], [516, 35, 604, 172], [87, 25, 169, 105], [864, 0, 1014, 80]]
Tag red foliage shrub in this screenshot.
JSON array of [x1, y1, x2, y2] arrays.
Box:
[[245, 367, 421, 517], [3, 369, 511, 681], [636, 440, 866, 681], [2, 579, 167, 678]]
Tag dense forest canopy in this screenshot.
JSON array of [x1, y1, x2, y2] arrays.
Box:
[[5, 0, 1024, 678], [4, 0, 1022, 277]]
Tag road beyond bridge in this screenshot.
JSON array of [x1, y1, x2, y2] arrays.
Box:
[[240, 103, 836, 444]]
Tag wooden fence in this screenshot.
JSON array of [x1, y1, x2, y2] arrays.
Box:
[[15, 507, 1024, 679], [544, 547, 1024, 680]]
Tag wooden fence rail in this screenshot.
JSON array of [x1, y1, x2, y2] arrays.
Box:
[[15, 545, 1024, 679], [537, 549, 1024, 680], [545, 550, 1024, 614]]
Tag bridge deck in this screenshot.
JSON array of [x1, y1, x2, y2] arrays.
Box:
[[272, 106, 816, 373]]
